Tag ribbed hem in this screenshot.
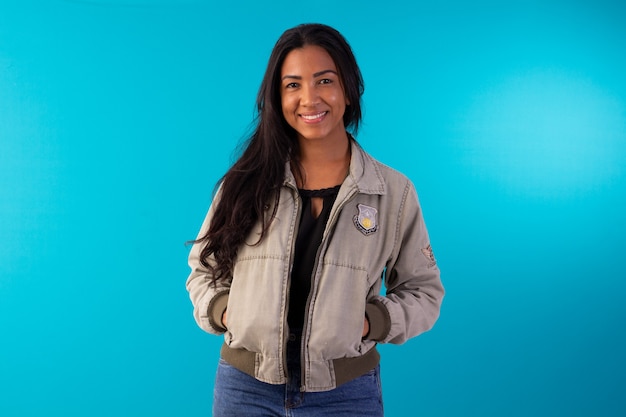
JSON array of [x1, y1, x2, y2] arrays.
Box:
[[333, 346, 380, 387], [220, 343, 380, 391], [220, 343, 257, 378]]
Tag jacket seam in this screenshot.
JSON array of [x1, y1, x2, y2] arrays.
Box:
[[235, 254, 287, 262], [322, 259, 368, 272], [392, 180, 411, 255]]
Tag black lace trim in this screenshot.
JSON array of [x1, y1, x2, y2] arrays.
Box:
[[298, 184, 341, 198]]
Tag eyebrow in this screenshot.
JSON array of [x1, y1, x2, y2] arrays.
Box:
[[281, 69, 338, 81]]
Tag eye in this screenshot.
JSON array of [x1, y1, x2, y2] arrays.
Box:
[[319, 78, 333, 85], [285, 82, 299, 89]]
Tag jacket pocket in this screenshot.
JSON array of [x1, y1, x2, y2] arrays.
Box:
[[306, 263, 371, 360], [226, 255, 286, 356]]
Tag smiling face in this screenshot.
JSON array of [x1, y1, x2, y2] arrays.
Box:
[[280, 45, 349, 145]]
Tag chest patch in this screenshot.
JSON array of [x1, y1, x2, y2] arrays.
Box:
[[353, 204, 378, 235]]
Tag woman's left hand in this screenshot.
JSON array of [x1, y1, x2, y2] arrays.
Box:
[[362, 316, 370, 338]]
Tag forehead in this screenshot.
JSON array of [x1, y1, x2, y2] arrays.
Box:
[[281, 45, 337, 76]]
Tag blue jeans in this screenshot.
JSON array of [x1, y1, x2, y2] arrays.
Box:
[[213, 333, 384, 416]]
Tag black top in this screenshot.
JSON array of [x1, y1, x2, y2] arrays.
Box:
[[287, 185, 341, 329]]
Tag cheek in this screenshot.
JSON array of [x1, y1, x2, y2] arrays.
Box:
[[327, 90, 345, 108], [332, 94, 347, 116], [281, 96, 295, 118]]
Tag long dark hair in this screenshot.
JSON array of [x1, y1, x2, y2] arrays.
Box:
[[196, 23, 365, 283]]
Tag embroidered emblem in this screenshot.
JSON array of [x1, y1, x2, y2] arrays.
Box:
[[421, 244, 436, 266], [353, 204, 378, 235]]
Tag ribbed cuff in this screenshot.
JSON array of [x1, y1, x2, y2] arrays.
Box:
[[365, 300, 391, 341], [208, 290, 229, 333]]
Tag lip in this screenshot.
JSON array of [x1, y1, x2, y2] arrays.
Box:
[[299, 111, 328, 124]]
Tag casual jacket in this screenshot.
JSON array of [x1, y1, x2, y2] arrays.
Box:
[[186, 141, 444, 392]]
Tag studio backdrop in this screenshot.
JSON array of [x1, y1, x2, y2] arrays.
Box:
[[1, 1, 625, 416]]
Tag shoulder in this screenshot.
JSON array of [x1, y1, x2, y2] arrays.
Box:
[[374, 158, 411, 184], [361, 148, 414, 191]]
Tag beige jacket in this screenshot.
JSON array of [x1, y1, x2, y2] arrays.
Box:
[[186, 141, 444, 392]]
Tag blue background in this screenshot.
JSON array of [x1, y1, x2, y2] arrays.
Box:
[[1, 0, 625, 416]]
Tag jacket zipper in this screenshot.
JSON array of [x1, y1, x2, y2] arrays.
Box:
[[299, 187, 358, 392]]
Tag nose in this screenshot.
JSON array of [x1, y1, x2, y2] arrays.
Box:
[[300, 83, 320, 106]]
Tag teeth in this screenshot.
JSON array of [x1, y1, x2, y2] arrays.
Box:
[[301, 112, 326, 120]]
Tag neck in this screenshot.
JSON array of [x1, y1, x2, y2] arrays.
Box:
[[294, 133, 351, 190]]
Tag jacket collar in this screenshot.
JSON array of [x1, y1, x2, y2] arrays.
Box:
[[345, 139, 386, 196], [283, 138, 386, 196]]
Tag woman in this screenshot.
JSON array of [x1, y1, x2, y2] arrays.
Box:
[[186, 23, 444, 416]]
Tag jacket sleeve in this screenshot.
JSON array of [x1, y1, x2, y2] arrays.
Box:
[[185, 188, 231, 335], [365, 180, 444, 344]]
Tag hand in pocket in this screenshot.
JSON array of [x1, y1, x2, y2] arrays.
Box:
[[362, 316, 370, 338]]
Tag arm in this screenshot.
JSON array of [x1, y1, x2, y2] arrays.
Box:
[[186, 190, 231, 335], [365, 181, 444, 344]]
